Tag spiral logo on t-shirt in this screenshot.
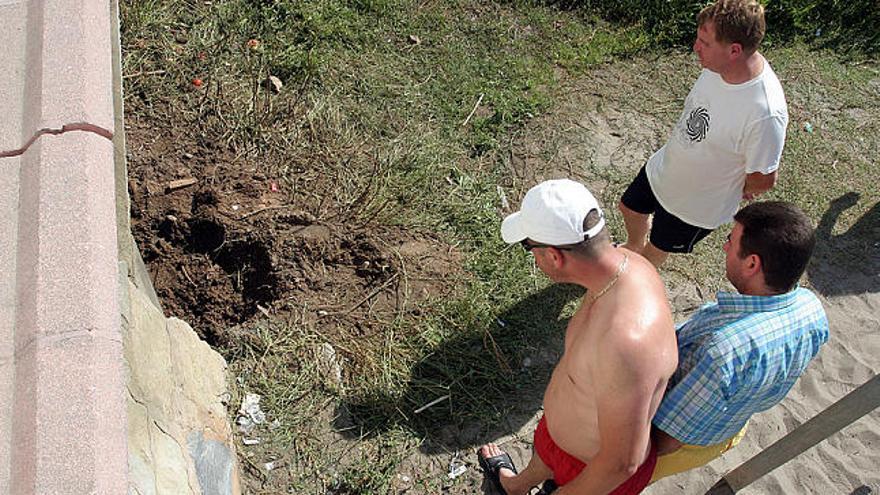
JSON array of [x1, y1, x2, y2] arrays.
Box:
[[686, 107, 710, 142]]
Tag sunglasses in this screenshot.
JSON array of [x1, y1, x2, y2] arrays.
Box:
[[520, 240, 573, 252]]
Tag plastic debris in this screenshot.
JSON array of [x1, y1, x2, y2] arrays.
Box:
[[319, 343, 344, 389], [497, 185, 510, 210], [448, 465, 466, 479], [237, 393, 266, 435], [241, 437, 261, 446], [448, 459, 467, 479], [804, 122, 814, 133], [263, 76, 283, 94], [241, 394, 266, 423], [236, 415, 254, 434]]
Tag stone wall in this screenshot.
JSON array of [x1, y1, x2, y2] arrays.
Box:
[[123, 273, 240, 495]]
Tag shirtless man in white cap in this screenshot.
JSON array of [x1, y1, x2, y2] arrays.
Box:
[[478, 179, 677, 495]]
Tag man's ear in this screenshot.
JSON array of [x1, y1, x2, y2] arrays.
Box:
[[744, 253, 762, 276], [729, 42, 743, 61], [547, 247, 566, 268]]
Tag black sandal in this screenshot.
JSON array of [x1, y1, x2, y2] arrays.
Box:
[[537, 479, 558, 494], [477, 450, 518, 495]]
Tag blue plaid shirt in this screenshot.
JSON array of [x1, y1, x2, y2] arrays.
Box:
[[653, 287, 828, 445]]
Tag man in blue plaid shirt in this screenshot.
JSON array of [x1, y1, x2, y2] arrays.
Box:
[[649, 201, 829, 481]]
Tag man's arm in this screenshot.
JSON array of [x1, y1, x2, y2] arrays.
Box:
[[742, 170, 777, 200], [556, 339, 658, 495], [653, 344, 734, 447]]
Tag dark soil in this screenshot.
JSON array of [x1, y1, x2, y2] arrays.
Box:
[[125, 103, 462, 350]]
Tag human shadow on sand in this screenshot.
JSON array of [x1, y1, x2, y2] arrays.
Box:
[[334, 283, 583, 454], [808, 192, 880, 297]]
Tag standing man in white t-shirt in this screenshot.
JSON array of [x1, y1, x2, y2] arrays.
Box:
[[619, 0, 788, 268]]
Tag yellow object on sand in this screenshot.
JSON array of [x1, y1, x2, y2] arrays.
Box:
[[650, 424, 748, 483]]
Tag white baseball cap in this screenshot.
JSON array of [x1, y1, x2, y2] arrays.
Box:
[[501, 179, 605, 245]]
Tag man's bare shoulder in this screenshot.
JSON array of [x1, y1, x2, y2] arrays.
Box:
[[606, 254, 672, 333], [591, 254, 676, 378], [620, 251, 667, 297], [565, 251, 674, 357]]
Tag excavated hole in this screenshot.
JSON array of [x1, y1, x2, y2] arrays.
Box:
[[213, 239, 280, 309], [187, 218, 226, 254]]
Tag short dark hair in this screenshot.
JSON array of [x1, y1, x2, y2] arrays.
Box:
[[567, 209, 610, 259], [734, 201, 816, 293], [524, 210, 609, 258], [697, 0, 766, 54]]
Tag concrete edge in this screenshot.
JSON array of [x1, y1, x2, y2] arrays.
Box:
[[19, 0, 115, 152]]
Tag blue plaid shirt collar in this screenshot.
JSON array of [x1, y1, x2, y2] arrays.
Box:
[[715, 289, 799, 314]]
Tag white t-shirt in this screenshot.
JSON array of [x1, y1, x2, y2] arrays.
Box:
[[646, 60, 788, 229]]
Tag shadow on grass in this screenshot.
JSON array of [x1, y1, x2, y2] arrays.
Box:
[[335, 283, 584, 454], [809, 192, 880, 297]]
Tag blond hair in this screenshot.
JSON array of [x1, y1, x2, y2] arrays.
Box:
[[697, 0, 766, 54]]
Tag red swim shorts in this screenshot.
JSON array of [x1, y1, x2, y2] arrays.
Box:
[[534, 416, 657, 493]]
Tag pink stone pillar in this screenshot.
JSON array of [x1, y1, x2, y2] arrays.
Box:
[[1, 0, 128, 492]]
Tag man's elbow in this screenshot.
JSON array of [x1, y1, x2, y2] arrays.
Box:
[[744, 171, 777, 197], [614, 454, 647, 478], [620, 462, 641, 478]]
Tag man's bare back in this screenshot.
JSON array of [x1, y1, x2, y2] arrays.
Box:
[[543, 250, 677, 464]]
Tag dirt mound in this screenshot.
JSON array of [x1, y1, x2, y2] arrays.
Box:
[[126, 105, 461, 349]]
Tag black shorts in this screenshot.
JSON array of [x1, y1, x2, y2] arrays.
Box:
[[620, 165, 713, 253]]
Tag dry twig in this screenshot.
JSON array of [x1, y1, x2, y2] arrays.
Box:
[[329, 272, 400, 317], [413, 394, 450, 414], [181, 265, 197, 287], [461, 93, 484, 127], [165, 177, 198, 193], [122, 69, 166, 79]]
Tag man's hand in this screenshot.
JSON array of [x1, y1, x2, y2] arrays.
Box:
[[743, 170, 777, 200], [653, 428, 684, 456]]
